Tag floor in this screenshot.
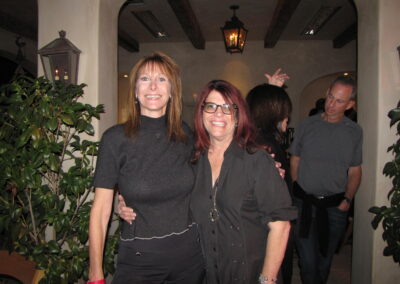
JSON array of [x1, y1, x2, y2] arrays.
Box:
[[291, 243, 352, 284]]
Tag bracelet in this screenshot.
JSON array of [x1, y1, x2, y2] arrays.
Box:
[[259, 275, 277, 283], [87, 280, 105, 284]]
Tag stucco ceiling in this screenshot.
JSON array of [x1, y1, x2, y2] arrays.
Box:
[[0, 0, 357, 51]]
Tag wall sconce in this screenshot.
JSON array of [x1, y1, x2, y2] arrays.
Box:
[[38, 31, 81, 84], [221, 5, 248, 54]]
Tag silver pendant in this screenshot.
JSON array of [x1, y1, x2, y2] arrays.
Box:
[[209, 208, 220, 222]]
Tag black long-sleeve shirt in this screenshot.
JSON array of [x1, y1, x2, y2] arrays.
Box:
[[190, 141, 297, 284], [93, 115, 195, 240]]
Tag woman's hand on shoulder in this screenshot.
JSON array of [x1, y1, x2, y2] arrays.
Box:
[[118, 194, 136, 224], [270, 153, 285, 179]]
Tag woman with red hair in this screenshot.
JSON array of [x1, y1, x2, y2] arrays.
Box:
[[190, 80, 296, 284]]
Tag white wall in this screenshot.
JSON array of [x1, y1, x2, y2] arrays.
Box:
[[353, 0, 400, 283], [118, 40, 356, 127]]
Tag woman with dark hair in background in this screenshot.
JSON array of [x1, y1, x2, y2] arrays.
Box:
[[190, 80, 297, 284], [246, 82, 295, 284]]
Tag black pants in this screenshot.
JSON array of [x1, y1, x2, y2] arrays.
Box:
[[112, 226, 205, 284]]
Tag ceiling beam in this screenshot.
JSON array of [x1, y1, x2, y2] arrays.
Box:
[[167, 0, 205, 49], [118, 28, 139, 52], [264, 0, 301, 48], [333, 22, 357, 48], [0, 10, 37, 41]]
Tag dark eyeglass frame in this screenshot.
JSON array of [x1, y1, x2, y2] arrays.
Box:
[[202, 102, 238, 115]]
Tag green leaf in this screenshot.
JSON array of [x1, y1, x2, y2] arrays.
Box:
[[16, 127, 33, 148], [383, 161, 396, 177], [47, 240, 60, 254], [84, 123, 94, 136], [32, 245, 44, 255], [46, 118, 58, 131], [388, 108, 400, 127], [371, 214, 384, 229], [60, 114, 74, 125], [48, 153, 59, 172]]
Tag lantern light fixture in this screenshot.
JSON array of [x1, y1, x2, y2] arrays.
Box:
[[38, 30, 81, 85], [221, 5, 248, 54]]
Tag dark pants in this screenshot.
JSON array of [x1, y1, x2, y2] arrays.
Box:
[[112, 226, 205, 284], [294, 199, 348, 284]]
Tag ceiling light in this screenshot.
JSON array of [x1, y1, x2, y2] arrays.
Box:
[[302, 6, 341, 36], [221, 5, 248, 54], [132, 10, 169, 39]]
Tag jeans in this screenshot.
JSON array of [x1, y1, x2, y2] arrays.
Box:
[[294, 199, 348, 284]]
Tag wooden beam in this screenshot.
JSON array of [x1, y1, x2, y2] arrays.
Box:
[[264, 0, 301, 48], [0, 11, 37, 41], [333, 22, 357, 48], [167, 0, 205, 49], [118, 28, 139, 52]]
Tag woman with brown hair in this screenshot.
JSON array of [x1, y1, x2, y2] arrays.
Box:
[[246, 83, 295, 284], [88, 52, 204, 284]]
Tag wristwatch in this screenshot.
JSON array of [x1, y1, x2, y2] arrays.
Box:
[[343, 196, 352, 204]]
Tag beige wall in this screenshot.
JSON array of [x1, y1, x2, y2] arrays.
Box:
[[118, 40, 356, 127], [353, 0, 400, 283], [38, 0, 124, 137]]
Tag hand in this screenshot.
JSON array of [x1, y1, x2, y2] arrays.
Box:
[[118, 194, 136, 224], [271, 154, 285, 179], [337, 200, 351, 211], [264, 68, 290, 87]]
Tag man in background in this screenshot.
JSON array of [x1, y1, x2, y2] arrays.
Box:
[[290, 75, 362, 284]]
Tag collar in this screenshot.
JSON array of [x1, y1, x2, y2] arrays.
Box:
[[223, 139, 246, 160], [140, 115, 167, 130]]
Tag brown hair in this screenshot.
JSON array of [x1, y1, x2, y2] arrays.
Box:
[[124, 51, 186, 141], [246, 84, 292, 142]]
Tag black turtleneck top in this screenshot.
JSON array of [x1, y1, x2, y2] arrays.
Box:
[[93, 115, 195, 240]]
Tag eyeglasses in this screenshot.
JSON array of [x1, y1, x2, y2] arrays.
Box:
[[202, 102, 237, 115]]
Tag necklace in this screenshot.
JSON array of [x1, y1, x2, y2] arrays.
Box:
[[209, 177, 220, 222]]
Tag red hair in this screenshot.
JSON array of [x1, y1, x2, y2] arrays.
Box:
[[192, 80, 258, 163]]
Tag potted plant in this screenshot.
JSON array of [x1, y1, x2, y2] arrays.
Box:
[[0, 76, 119, 283], [369, 100, 400, 263]]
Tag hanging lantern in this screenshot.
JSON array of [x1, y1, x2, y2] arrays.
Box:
[[221, 5, 248, 54], [38, 31, 81, 84]]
